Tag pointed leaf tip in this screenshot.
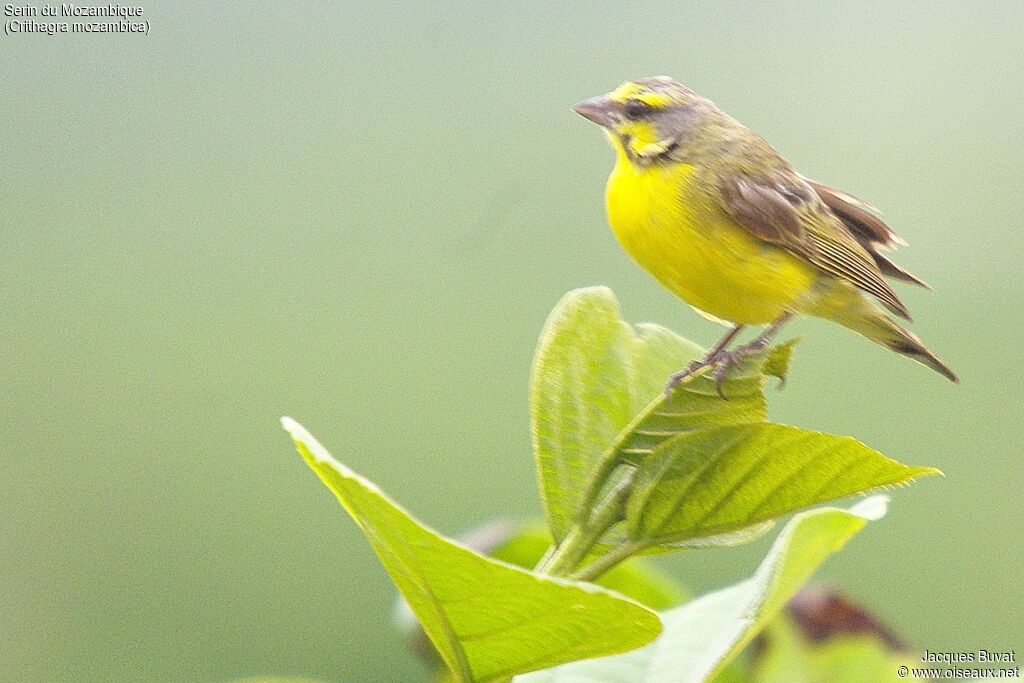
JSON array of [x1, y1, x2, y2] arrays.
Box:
[[624, 423, 930, 546], [281, 417, 335, 466], [286, 420, 662, 681], [763, 337, 802, 383], [846, 494, 889, 521]]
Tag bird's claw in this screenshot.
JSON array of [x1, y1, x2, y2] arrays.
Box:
[[664, 359, 709, 396], [664, 348, 735, 397], [665, 343, 765, 399], [712, 351, 744, 399], [664, 318, 785, 399], [712, 339, 773, 398]]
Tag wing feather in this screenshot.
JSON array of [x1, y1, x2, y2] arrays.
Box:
[[807, 179, 930, 288], [720, 173, 912, 320]]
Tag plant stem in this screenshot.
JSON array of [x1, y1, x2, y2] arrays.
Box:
[[536, 471, 636, 577], [574, 391, 670, 523], [537, 522, 592, 576], [569, 539, 647, 583], [575, 456, 622, 526]]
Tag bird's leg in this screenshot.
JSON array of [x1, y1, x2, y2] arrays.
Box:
[[712, 312, 794, 396], [664, 324, 744, 395]]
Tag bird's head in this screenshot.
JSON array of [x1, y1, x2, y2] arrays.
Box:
[[574, 77, 714, 164]]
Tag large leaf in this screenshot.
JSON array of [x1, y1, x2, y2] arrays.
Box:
[[485, 521, 687, 610], [394, 521, 688, 677], [282, 418, 661, 683], [515, 497, 889, 683], [530, 287, 702, 540], [604, 353, 769, 470], [530, 287, 775, 540], [625, 423, 938, 545], [752, 618, 916, 683]]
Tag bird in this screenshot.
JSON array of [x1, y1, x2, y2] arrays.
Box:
[[573, 76, 958, 395]]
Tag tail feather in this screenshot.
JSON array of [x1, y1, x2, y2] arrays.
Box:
[[880, 321, 959, 382], [872, 251, 932, 290], [810, 291, 959, 382]]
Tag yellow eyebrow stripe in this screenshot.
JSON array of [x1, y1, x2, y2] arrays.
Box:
[[607, 82, 674, 109], [608, 82, 644, 102], [633, 92, 673, 108]]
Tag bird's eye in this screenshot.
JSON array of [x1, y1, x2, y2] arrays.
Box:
[[624, 99, 650, 119]]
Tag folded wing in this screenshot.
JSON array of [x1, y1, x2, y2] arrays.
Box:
[[719, 172, 913, 320], [806, 180, 930, 289]]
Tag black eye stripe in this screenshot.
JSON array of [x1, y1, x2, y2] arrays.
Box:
[[624, 99, 650, 118]]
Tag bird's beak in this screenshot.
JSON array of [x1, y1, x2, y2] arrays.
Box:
[[573, 95, 616, 127]]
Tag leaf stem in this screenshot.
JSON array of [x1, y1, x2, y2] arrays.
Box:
[[575, 456, 624, 526], [574, 391, 670, 524], [537, 472, 636, 577], [570, 539, 648, 583]]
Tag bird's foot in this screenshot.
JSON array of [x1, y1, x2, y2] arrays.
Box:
[[665, 358, 711, 396], [665, 314, 791, 399], [710, 335, 775, 398], [664, 336, 773, 399], [709, 349, 746, 399], [664, 347, 731, 396]]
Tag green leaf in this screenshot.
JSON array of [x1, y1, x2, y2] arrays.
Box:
[[762, 337, 801, 383], [530, 287, 703, 540], [658, 521, 776, 548], [753, 618, 916, 683], [604, 353, 769, 469], [530, 287, 776, 541], [283, 418, 662, 683], [486, 521, 687, 610], [626, 423, 939, 545], [515, 497, 889, 683], [393, 521, 686, 673]]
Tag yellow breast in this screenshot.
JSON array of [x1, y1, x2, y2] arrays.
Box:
[[605, 154, 818, 325]]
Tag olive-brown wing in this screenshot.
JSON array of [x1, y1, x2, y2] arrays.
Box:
[[719, 173, 911, 320], [807, 179, 930, 289]]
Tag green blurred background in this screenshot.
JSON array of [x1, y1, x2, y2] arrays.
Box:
[[3, 3, 1022, 681]]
